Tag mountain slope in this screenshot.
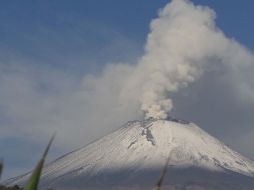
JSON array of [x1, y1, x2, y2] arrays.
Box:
[[5, 119, 254, 189]]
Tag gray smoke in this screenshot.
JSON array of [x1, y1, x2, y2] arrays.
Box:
[[1, 0, 254, 155], [120, 0, 254, 119]]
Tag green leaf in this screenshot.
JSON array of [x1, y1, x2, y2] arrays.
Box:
[[23, 133, 55, 190], [0, 159, 3, 179], [153, 155, 170, 190]]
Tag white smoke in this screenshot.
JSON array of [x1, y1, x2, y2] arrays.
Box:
[[120, 0, 254, 119], [1, 0, 254, 154]]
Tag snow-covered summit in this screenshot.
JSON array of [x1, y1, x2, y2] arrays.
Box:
[[5, 118, 254, 189]]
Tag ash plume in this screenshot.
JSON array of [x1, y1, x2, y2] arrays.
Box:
[[123, 0, 253, 119], [1, 0, 254, 160]]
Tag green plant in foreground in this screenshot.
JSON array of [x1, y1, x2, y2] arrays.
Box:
[[23, 133, 55, 190], [153, 155, 170, 190], [0, 160, 3, 180]]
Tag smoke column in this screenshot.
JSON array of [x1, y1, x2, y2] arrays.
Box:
[[1, 0, 254, 151], [120, 0, 254, 119]]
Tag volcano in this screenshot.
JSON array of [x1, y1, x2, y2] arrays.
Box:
[[5, 118, 254, 189]]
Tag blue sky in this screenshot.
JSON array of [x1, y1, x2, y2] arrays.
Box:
[[1, 0, 254, 63], [1, 0, 254, 181]]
